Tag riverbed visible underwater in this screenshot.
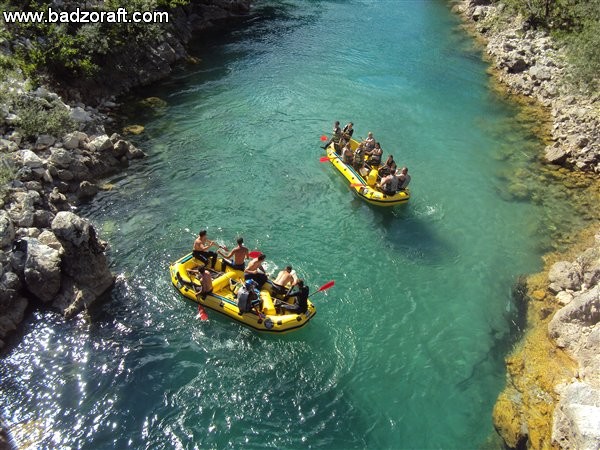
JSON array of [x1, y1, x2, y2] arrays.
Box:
[[0, 1, 587, 448]]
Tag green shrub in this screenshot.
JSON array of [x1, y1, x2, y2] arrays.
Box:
[[565, 22, 600, 91], [0, 155, 15, 190], [498, 0, 600, 92], [3, 0, 190, 82], [12, 96, 75, 139]]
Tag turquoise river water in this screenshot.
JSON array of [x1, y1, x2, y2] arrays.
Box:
[[0, 1, 583, 449]]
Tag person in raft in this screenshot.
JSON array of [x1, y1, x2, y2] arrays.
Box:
[[397, 167, 411, 190], [272, 265, 296, 296], [192, 229, 225, 268], [365, 142, 383, 167], [186, 266, 213, 299], [342, 122, 354, 140], [278, 279, 309, 314], [378, 170, 400, 195], [219, 237, 249, 272], [322, 120, 342, 149], [363, 131, 376, 151], [244, 254, 268, 288], [195, 267, 213, 300], [237, 279, 260, 315]]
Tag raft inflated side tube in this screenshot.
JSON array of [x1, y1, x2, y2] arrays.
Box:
[[260, 290, 276, 315], [212, 271, 237, 292]]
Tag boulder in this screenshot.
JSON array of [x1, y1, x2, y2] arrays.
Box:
[[545, 145, 568, 164], [529, 65, 552, 81], [552, 382, 600, 450], [70, 106, 92, 123], [91, 135, 114, 152], [33, 209, 55, 228], [69, 159, 91, 180], [18, 149, 44, 169], [548, 261, 582, 291], [126, 143, 146, 160], [577, 247, 600, 288], [507, 57, 530, 74], [0, 210, 14, 249], [548, 285, 600, 350], [51, 212, 113, 315], [0, 272, 28, 349], [62, 131, 87, 150], [37, 230, 64, 254], [34, 134, 55, 150], [78, 181, 98, 199], [7, 191, 40, 228], [48, 147, 73, 169], [23, 238, 62, 303]]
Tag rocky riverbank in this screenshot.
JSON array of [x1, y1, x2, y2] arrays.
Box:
[[0, 0, 253, 349], [451, 1, 600, 448], [1, 0, 252, 445]]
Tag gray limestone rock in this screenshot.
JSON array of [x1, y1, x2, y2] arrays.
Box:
[[552, 382, 600, 450], [548, 261, 582, 291], [0, 210, 15, 249], [545, 145, 568, 164], [51, 212, 113, 315], [23, 238, 62, 303], [49, 147, 73, 168]]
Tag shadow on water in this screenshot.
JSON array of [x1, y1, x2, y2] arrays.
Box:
[[456, 276, 528, 391], [359, 200, 458, 267]]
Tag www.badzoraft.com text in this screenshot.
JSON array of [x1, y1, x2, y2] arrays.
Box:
[[2, 7, 169, 24]]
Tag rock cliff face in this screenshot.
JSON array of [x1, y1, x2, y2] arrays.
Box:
[[451, 1, 600, 448], [54, 0, 252, 103], [453, 0, 600, 174]]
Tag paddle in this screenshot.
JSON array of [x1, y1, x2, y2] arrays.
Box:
[[309, 280, 335, 297], [320, 135, 328, 142], [350, 183, 365, 187], [249, 250, 262, 258], [319, 156, 331, 162], [196, 303, 208, 321]]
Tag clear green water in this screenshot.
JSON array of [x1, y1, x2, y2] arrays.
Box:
[[0, 1, 580, 449]]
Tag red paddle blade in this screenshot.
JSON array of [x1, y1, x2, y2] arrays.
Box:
[[319, 156, 330, 162], [197, 304, 208, 321], [249, 250, 262, 258], [318, 280, 335, 292], [320, 135, 327, 141], [350, 183, 364, 187]]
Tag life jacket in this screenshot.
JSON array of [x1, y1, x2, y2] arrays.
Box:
[[353, 147, 364, 163], [370, 149, 382, 164], [332, 126, 342, 142], [237, 286, 250, 312]]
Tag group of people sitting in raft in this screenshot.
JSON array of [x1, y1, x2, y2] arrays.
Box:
[[323, 121, 411, 195], [188, 230, 309, 315]]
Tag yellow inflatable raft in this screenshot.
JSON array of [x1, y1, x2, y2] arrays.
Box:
[[324, 138, 410, 207], [169, 253, 316, 333]]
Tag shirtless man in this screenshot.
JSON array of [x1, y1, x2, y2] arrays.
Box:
[[244, 254, 268, 288], [191, 267, 213, 299], [397, 167, 411, 190], [219, 237, 249, 272], [272, 265, 296, 296], [186, 266, 213, 299], [193, 230, 225, 268], [378, 171, 399, 195]]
